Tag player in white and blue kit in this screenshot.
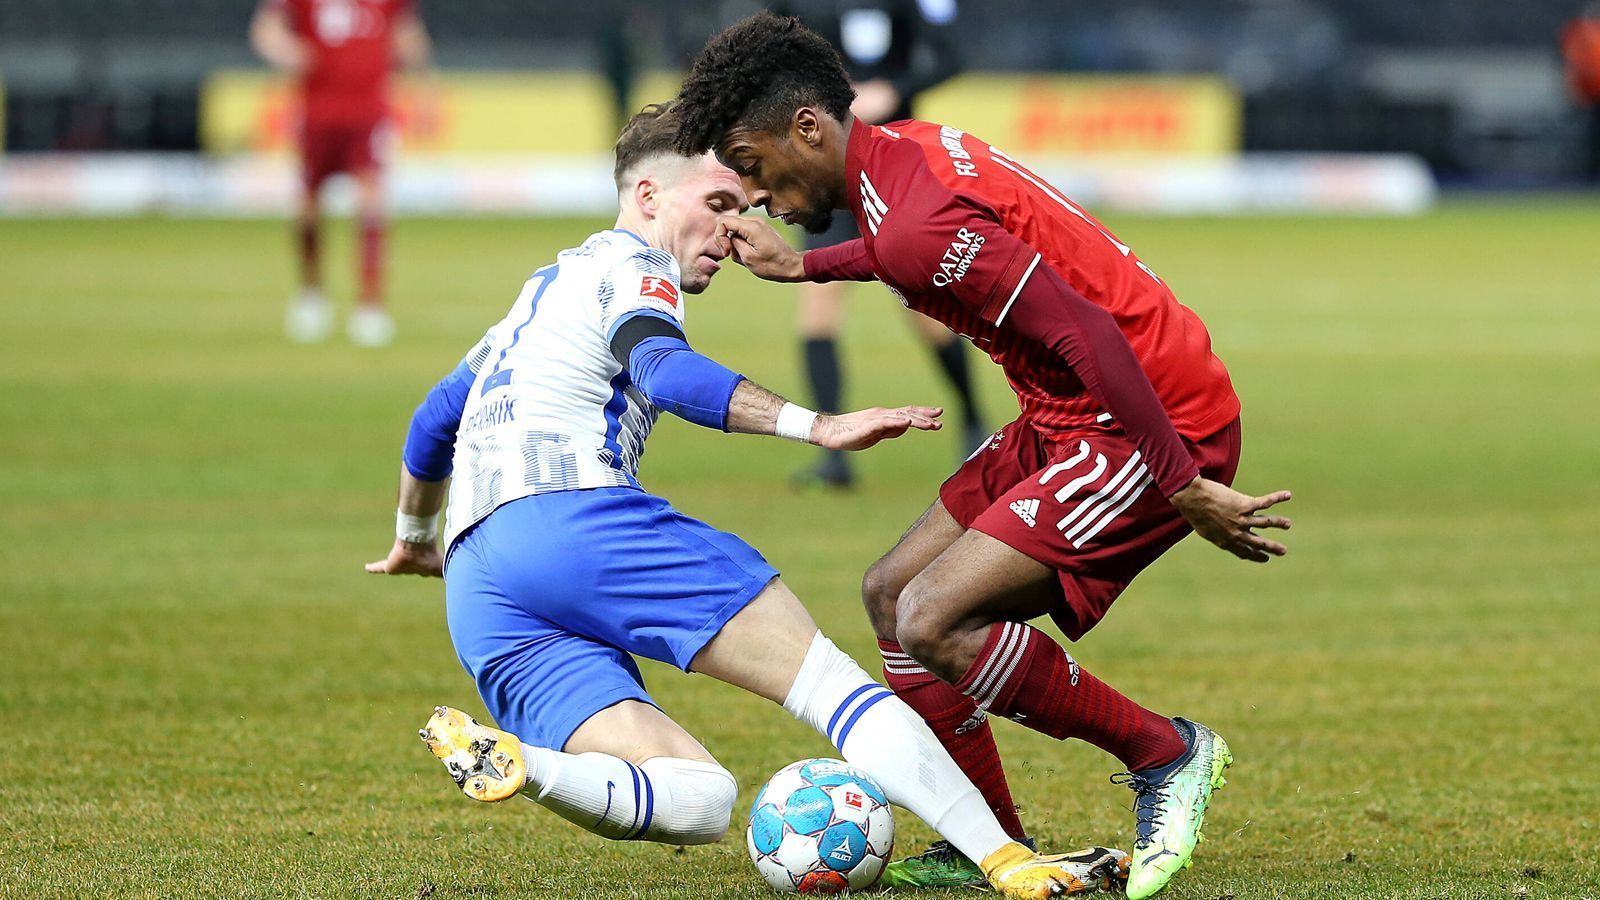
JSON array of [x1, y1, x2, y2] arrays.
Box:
[[365, 104, 1128, 898]]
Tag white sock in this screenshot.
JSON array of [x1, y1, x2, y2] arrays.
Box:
[[782, 632, 1013, 865], [519, 745, 737, 846]]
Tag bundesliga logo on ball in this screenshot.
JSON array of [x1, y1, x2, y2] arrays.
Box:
[[746, 759, 894, 893]]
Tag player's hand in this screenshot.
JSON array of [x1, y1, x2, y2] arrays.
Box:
[[365, 539, 444, 578], [850, 79, 902, 125], [716, 215, 806, 282], [813, 406, 942, 451], [1170, 477, 1292, 563]]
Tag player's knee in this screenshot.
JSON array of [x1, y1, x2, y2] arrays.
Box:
[[893, 575, 951, 668], [639, 757, 737, 846], [859, 560, 903, 640]]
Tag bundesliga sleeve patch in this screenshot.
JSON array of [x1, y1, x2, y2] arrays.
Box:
[[640, 276, 680, 309]]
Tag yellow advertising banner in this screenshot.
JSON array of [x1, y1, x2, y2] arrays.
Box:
[[202, 70, 685, 156], [917, 74, 1241, 158], [202, 70, 1237, 159]]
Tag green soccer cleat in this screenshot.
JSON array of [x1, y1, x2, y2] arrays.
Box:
[[1114, 718, 1232, 900], [881, 840, 987, 888], [881, 836, 1041, 890]]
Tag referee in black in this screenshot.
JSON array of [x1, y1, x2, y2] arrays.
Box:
[[775, 0, 986, 489]]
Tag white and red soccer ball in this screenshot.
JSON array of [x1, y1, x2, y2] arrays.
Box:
[[745, 759, 894, 894]]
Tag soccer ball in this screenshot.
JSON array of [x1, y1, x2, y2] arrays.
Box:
[[745, 758, 894, 894]]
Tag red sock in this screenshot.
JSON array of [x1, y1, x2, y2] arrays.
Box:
[[297, 219, 320, 290], [359, 215, 385, 305], [880, 639, 1026, 840], [955, 623, 1184, 773]]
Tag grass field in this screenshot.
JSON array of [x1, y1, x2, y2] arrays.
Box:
[[2, 202, 1598, 899]]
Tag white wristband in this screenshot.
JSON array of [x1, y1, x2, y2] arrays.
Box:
[[774, 402, 820, 444], [397, 510, 438, 544]]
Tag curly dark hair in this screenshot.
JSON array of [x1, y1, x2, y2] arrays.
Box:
[[673, 12, 856, 156]]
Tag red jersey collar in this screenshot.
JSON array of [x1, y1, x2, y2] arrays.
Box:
[[843, 117, 875, 227]]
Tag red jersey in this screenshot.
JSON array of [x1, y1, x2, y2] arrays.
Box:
[[270, 0, 410, 125], [1563, 18, 1600, 103], [804, 119, 1240, 496]]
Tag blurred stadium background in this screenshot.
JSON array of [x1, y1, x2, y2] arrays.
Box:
[[3, 0, 1599, 214], [3, 3, 1597, 898]]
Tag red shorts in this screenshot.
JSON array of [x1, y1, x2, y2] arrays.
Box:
[[940, 416, 1242, 641], [298, 117, 393, 189]]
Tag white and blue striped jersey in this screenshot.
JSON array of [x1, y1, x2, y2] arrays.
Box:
[[442, 228, 686, 548]]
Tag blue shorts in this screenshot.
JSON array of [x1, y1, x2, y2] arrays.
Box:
[[443, 487, 779, 751]]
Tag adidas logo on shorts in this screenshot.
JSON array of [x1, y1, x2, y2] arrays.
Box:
[[1009, 497, 1039, 527]]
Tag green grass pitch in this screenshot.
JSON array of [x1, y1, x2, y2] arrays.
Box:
[[2, 202, 1597, 899]]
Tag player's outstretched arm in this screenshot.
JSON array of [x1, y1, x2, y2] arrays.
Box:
[[612, 312, 939, 448], [367, 357, 478, 577], [726, 379, 942, 451], [366, 465, 447, 577]]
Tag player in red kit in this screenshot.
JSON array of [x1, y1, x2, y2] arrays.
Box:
[[673, 14, 1292, 899], [250, 0, 434, 346]]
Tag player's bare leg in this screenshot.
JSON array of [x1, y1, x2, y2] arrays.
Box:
[[861, 499, 966, 641], [860, 500, 1030, 886], [347, 166, 395, 347], [793, 281, 852, 489], [692, 578, 1125, 898], [563, 698, 716, 763], [896, 531, 1230, 899], [285, 180, 333, 343], [687, 577, 818, 704], [420, 699, 741, 844]]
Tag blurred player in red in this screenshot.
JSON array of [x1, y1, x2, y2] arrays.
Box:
[[674, 14, 1292, 899], [250, 0, 434, 346], [1563, 2, 1600, 182]]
